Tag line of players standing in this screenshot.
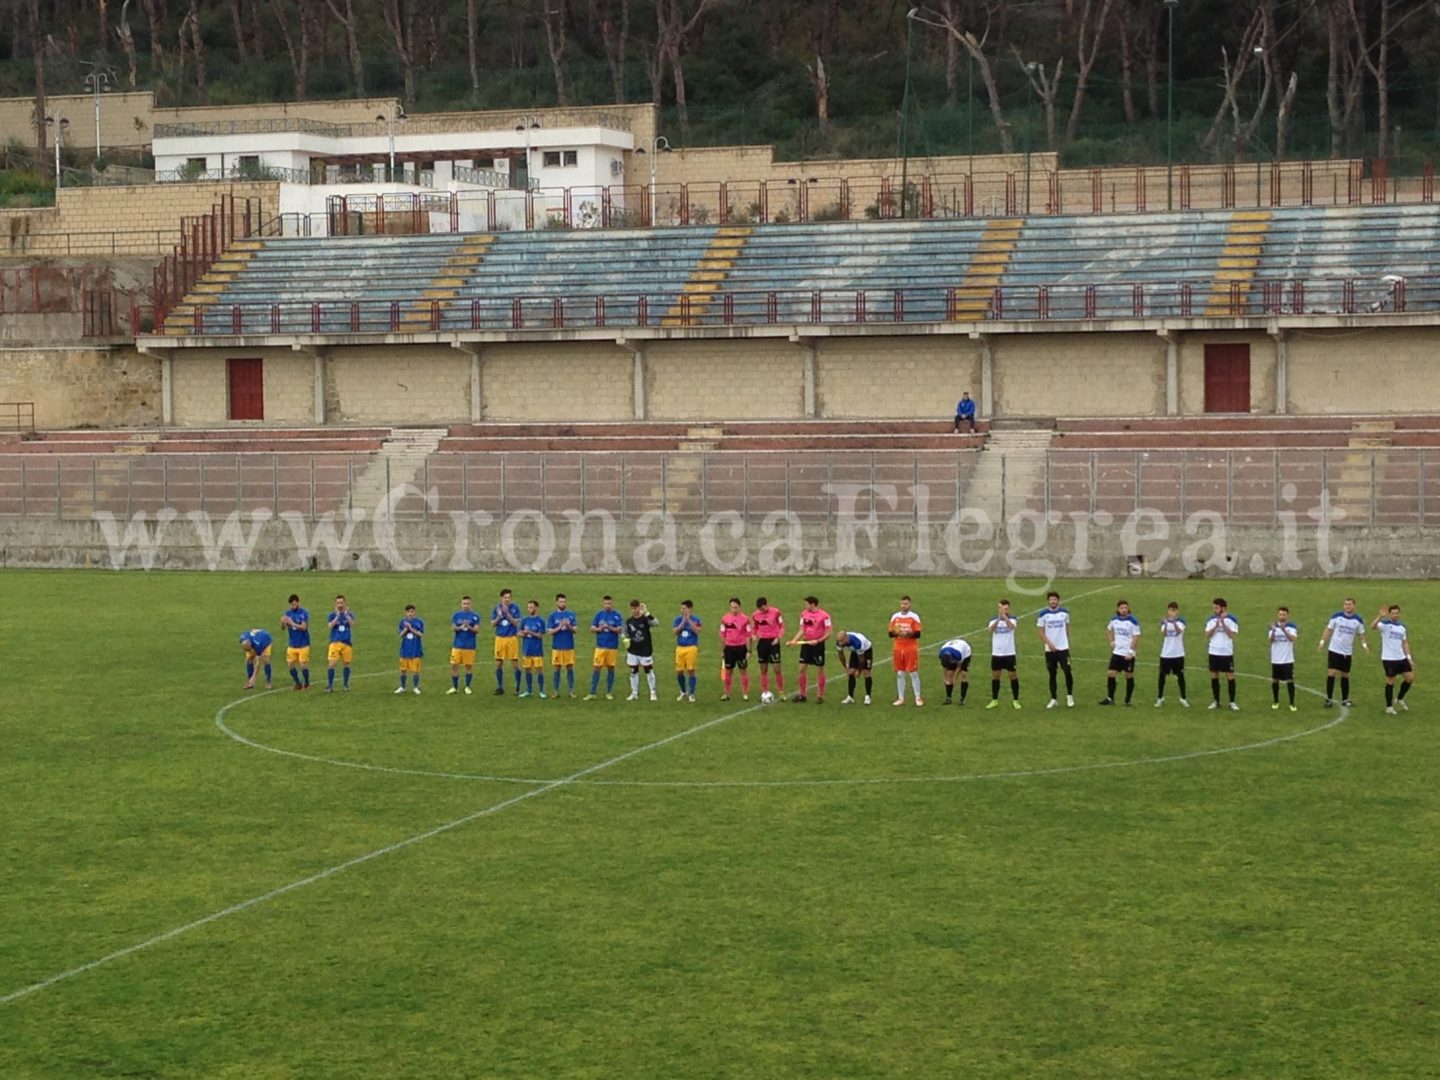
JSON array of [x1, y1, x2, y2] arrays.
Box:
[[995, 592, 1415, 713], [236, 590, 1415, 713]]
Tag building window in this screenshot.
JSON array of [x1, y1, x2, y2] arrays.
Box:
[[237, 155, 261, 177], [541, 150, 579, 168], [475, 156, 494, 169]]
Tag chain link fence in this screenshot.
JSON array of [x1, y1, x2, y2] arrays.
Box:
[[0, 448, 1431, 527]]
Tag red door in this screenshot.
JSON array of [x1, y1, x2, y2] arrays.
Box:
[[1203, 344, 1250, 413], [227, 357, 264, 421]]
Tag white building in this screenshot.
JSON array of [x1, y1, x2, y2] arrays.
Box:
[[151, 108, 638, 233]]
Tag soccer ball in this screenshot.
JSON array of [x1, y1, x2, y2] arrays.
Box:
[[620, 636, 631, 651], [760, 691, 775, 705]]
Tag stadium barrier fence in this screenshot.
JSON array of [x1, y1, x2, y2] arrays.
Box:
[[0, 448, 1430, 529]]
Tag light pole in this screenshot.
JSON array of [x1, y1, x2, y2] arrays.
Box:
[[1021, 60, 1037, 214], [46, 116, 69, 188], [1165, 0, 1178, 210], [1252, 44, 1264, 207], [514, 113, 542, 190], [376, 104, 407, 182], [900, 7, 917, 218], [634, 134, 672, 225], [81, 67, 113, 161]]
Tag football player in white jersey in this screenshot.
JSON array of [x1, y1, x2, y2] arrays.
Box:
[[986, 599, 1021, 710], [1205, 597, 1240, 711], [938, 638, 973, 705], [1155, 601, 1189, 707], [1035, 591, 1075, 709], [1099, 600, 1142, 706], [1316, 597, 1369, 708], [1267, 607, 1299, 712], [1372, 603, 1415, 714]]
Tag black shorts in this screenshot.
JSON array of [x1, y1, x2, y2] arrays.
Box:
[[1208, 654, 1235, 674], [799, 642, 826, 667], [756, 639, 782, 665], [722, 644, 749, 670], [991, 655, 1017, 672], [1159, 656, 1186, 676], [845, 647, 874, 671], [1327, 651, 1353, 674], [1045, 649, 1071, 671], [940, 653, 972, 673], [1271, 663, 1295, 682], [1384, 658, 1413, 678], [1108, 653, 1136, 675]]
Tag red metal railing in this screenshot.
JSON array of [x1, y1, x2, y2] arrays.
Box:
[[155, 274, 1430, 337], [152, 194, 263, 328]]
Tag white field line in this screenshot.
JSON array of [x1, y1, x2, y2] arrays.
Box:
[[0, 703, 760, 1007]]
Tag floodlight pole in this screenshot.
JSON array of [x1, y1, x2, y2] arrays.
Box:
[[1165, 0, 1178, 210]]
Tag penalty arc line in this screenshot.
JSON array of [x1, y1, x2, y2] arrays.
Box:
[[0, 702, 761, 1007]]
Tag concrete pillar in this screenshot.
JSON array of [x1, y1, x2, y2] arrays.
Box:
[[312, 350, 325, 424], [802, 340, 817, 418], [1162, 332, 1179, 416], [160, 354, 173, 425], [978, 335, 994, 419], [470, 347, 482, 422], [630, 343, 646, 420], [1271, 327, 1288, 415]]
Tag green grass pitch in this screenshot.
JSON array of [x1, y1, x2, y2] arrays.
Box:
[[1, 569, 1436, 1078]]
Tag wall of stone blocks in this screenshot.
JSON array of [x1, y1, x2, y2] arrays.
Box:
[[0, 346, 161, 428], [995, 333, 1168, 417], [816, 336, 981, 419], [480, 343, 634, 421], [646, 340, 803, 420], [326, 346, 470, 423], [1286, 328, 1440, 414], [171, 354, 228, 425]]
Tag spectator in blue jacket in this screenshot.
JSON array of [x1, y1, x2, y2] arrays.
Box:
[[954, 391, 977, 434]]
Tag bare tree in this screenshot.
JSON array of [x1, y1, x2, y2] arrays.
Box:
[[271, 0, 315, 99], [230, 0, 249, 62], [323, 0, 366, 96], [654, 0, 724, 134], [1200, 7, 1267, 157], [587, 0, 631, 104], [140, 0, 164, 66], [116, 0, 140, 85], [917, 4, 1015, 153], [467, 0, 485, 94], [27, 0, 49, 179], [1014, 47, 1062, 149], [187, 0, 205, 92], [805, 0, 840, 133], [539, 0, 572, 106], [383, 0, 418, 103], [1347, 0, 1428, 157], [1064, 0, 1115, 143]]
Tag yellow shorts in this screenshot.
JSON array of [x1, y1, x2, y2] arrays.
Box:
[[551, 649, 575, 667], [494, 637, 520, 662], [450, 647, 476, 667], [327, 643, 353, 664], [286, 646, 311, 666], [399, 657, 422, 673], [247, 646, 272, 661], [675, 645, 699, 672], [593, 647, 617, 668], [522, 656, 545, 671]]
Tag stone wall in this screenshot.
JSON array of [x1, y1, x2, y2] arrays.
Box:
[[0, 182, 280, 257], [0, 345, 160, 427]]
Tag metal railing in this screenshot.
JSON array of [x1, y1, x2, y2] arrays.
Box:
[[0, 402, 36, 433], [156, 166, 313, 185], [153, 107, 634, 140], [0, 447, 1430, 527], [149, 274, 1434, 338]]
